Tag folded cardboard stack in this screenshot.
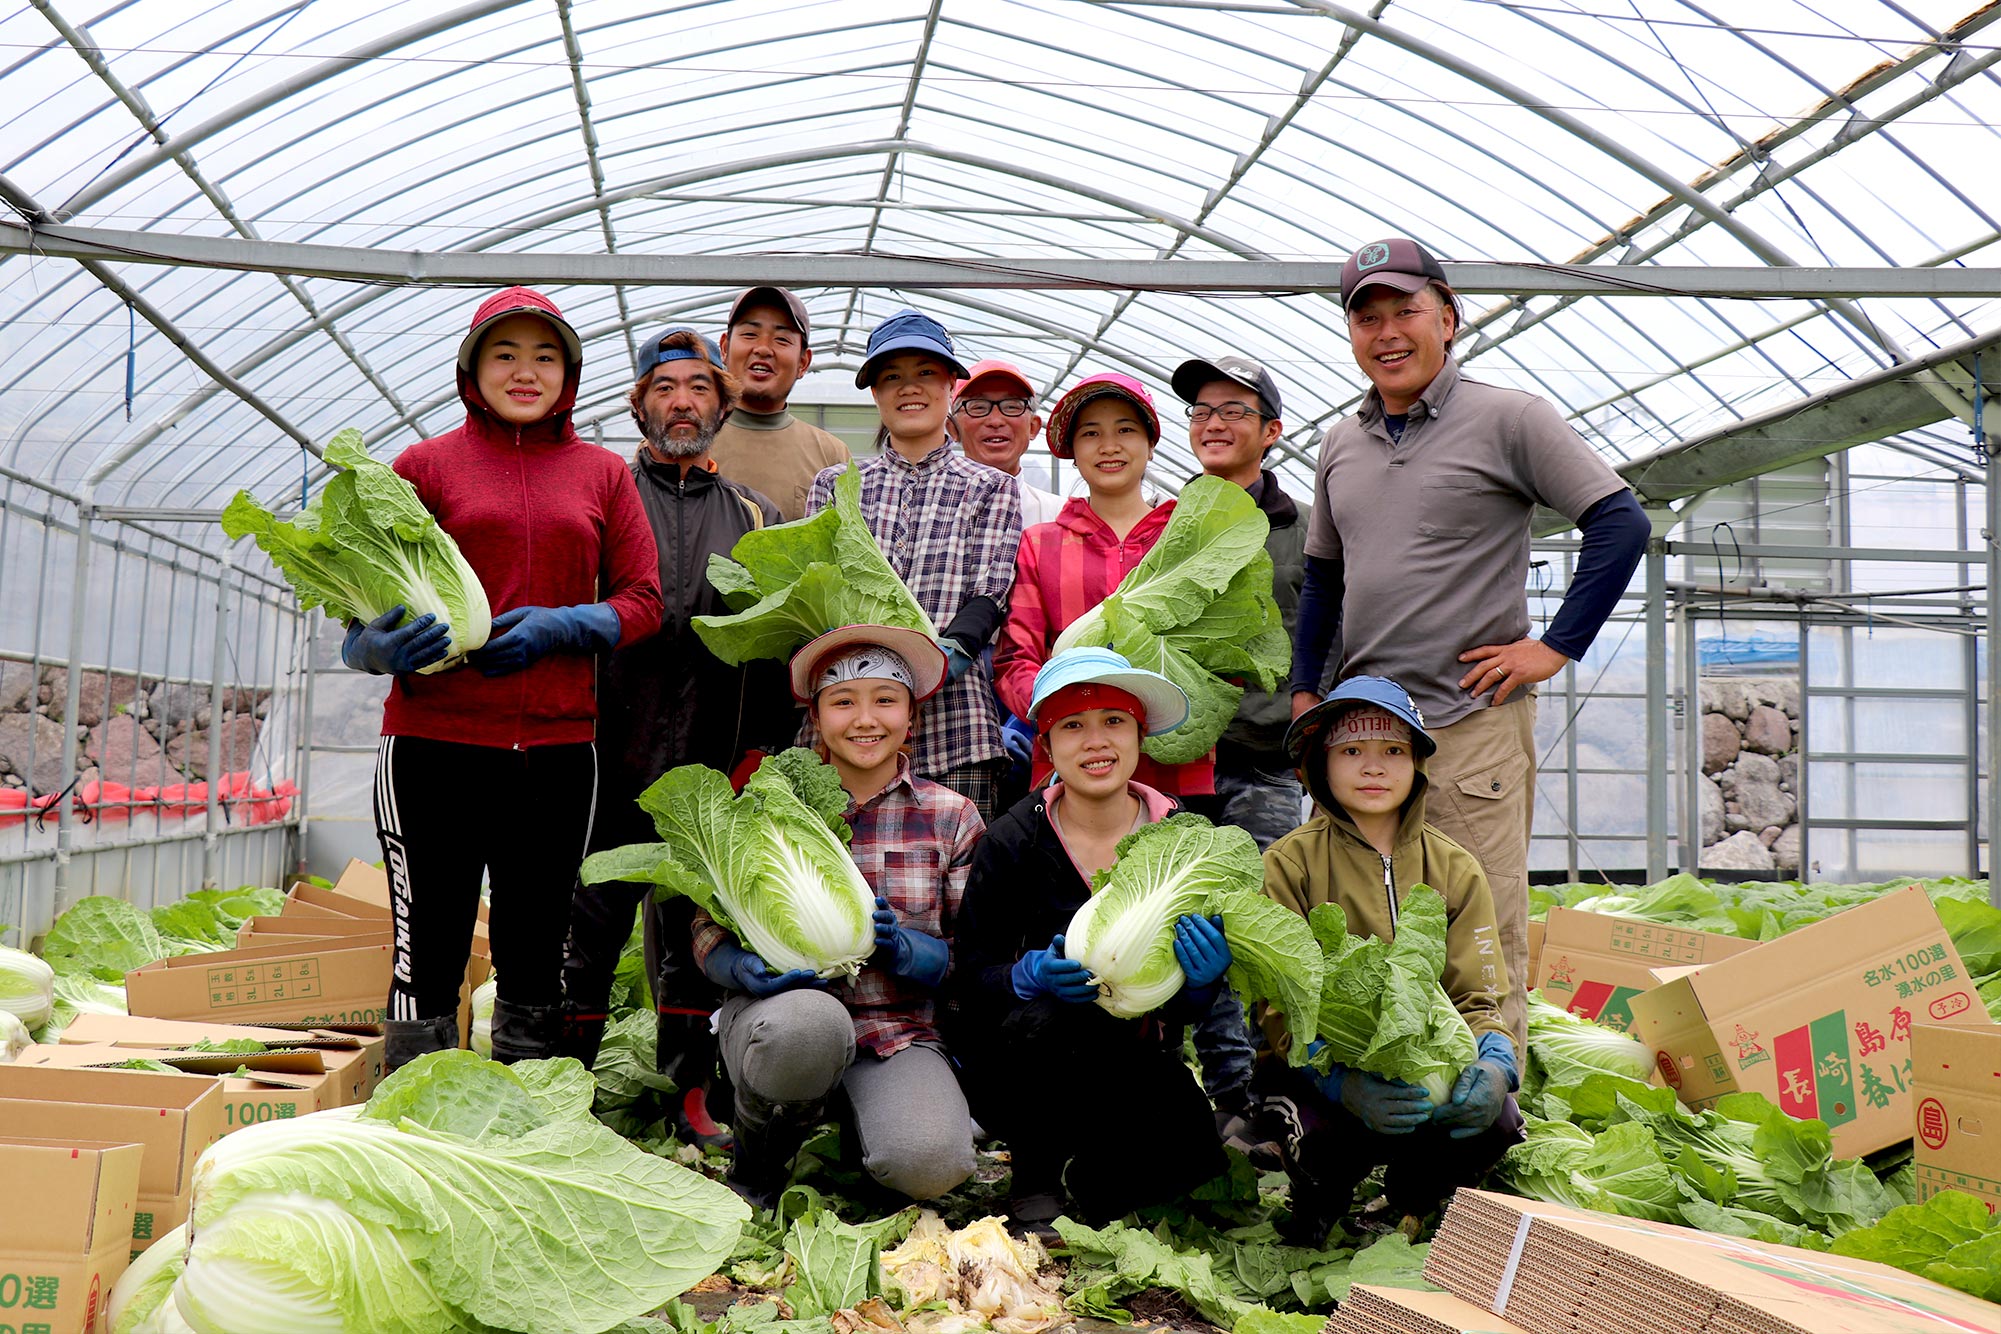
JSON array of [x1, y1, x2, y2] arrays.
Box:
[[124, 859, 489, 1040], [0, 1138, 144, 1334], [1423, 1189, 2001, 1334], [1322, 1284, 1532, 1334]]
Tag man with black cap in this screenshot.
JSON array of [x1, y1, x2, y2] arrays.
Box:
[[1173, 352, 1311, 850], [559, 327, 785, 1139], [1287, 238, 1649, 1049], [711, 286, 850, 521]]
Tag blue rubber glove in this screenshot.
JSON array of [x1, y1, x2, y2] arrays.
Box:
[[1001, 715, 1035, 766], [872, 897, 950, 986], [1171, 913, 1231, 987], [943, 641, 975, 684], [342, 605, 452, 676], [1432, 1033, 1518, 1138], [1338, 1067, 1434, 1136], [469, 604, 621, 677], [1010, 933, 1098, 1004], [700, 941, 823, 999]]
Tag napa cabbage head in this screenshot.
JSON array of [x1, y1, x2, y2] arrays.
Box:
[[0, 942, 54, 1031], [221, 430, 491, 672], [109, 1224, 192, 1334], [580, 748, 877, 979], [1062, 815, 1322, 1053]]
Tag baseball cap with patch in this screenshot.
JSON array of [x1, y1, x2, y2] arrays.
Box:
[[1339, 237, 1456, 314], [726, 286, 811, 341], [1171, 353, 1282, 420], [634, 326, 724, 382]]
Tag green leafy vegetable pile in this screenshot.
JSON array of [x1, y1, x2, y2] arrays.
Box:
[[1830, 1189, 2001, 1302], [1048, 476, 1290, 765], [116, 1050, 749, 1334], [582, 749, 877, 981], [1064, 814, 1321, 1041], [1306, 885, 1479, 1104], [222, 428, 492, 671], [693, 466, 935, 666]]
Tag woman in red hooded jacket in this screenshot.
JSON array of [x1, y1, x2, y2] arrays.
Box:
[[345, 288, 663, 1069]]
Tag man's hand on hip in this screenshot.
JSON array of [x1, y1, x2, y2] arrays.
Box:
[[1457, 638, 1567, 707], [1291, 690, 1322, 720]]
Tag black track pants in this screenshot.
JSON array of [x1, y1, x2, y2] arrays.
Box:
[[374, 735, 597, 1020]]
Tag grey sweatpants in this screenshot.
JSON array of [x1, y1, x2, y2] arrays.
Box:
[[717, 989, 976, 1201]]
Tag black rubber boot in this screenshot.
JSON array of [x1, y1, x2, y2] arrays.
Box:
[[384, 1013, 459, 1073], [556, 1004, 610, 1068], [725, 1096, 818, 1211], [489, 999, 565, 1065]]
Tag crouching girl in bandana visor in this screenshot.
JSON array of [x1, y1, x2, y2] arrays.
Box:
[[695, 625, 981, 1209]]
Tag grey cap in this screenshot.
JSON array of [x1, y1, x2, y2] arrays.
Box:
[[726, 286, 811, 341], [1172, 354, 1282, 420]]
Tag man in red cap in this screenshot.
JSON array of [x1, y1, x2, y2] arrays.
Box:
[[711, 286, 849, 521], [1287, 237, 1649, 1049], [949, 359, 1063, 528]]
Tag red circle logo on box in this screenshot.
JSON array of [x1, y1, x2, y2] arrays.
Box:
[[1656, 1051, 1682, 1089], [1918, 1097, 1950, 1151], [86, 1273, 102, 1325], [1929, 991, 1972, 1020]]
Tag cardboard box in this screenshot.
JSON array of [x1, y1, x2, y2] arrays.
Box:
[[1912, 1022, 2001, 1213], [1533, 905, 1760, 1032], [126, 935, 394, 1027], [1326, 1284, 1533, 1334], [0, 1138, 144, 1334], [17, 1043, 343, 1125], [1628, 886, 1998, 1157], [56, 1014, 386, 1107], [0, 1064, 224, 1260], [1427, 1188, 2001, 1334]]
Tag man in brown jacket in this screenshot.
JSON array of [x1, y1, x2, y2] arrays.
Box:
[[1256, 674, 1523, 1242]]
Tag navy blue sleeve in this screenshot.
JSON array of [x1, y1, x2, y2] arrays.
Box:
[[1541, 490, 1648, 660], [1288, 554, 1344, 696]]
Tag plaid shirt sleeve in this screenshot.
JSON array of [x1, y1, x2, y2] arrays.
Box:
[[962, 468, 1023, 611], [690, 909, 732, 972], [804, 464, 840, 516]]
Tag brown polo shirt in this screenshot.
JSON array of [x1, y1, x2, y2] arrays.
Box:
[[1305, 358, 1626, 729], [710, 407, 851, 522]]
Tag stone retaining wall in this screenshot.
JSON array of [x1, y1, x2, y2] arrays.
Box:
[[1697, 676, 1799, 874], [0, 663, 268, 795]]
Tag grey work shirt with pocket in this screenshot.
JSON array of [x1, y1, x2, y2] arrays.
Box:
[[1304, 357, 1627, 730]]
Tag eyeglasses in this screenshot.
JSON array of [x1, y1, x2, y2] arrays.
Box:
[[1185, 402, 1265, 424], [954, 397, 1032, 418], [1347, 303, 1444, 331]]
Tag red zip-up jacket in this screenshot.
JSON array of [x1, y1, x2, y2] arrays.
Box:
[[993, 497, 1214, 796], [380, 288, 663, 748]]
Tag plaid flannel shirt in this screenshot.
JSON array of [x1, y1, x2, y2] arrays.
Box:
[[691, 755, 984, 1057], [801, 447, 1023, 776]]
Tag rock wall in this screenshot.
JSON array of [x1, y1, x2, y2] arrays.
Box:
[[0, 664, 269, 795], [1697, 676, 1799, 875]]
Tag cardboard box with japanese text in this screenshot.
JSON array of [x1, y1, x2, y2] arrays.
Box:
[[14, 1042, 342, 1129], [1912, 1021, 2001, 1214], [0, 1139, 143, 1334], [55, 1014, 385, 1106], [0, 1064, 224, 1260], [125, 935, 393, 1027], [1533, 905, 1759, 1033], [1627, 886, 1997, 1157]]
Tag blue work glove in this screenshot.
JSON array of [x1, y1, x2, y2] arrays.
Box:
[[1001, 715, 1035, 766], [1171, 913, 1231, 987], [1432, 1033, 1519, 1139], [942, 640, 975, 684], [342, 605, 452, 676], [1337, 1067, 1434, 1136], [701, 941, 823, 999], [468, 604, 621, 677], [872, 897, 949, 986], [1010, 933, 1098, 1004]]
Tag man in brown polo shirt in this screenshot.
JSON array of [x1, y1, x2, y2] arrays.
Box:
[[1288, 237, 1649, 1047], [710, 286, 850, 521]]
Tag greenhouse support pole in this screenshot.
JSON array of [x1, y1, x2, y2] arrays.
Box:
[[1989, 449, 2000, 905], [294, 617, 315, 876], [51, 491, 95, 913], [201, 555, 232, 890], [1645, 514, 1674, 883]]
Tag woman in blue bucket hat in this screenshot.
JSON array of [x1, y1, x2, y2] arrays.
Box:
[[799, 309, 1024, 819], [950, 647, 1230, 1239]]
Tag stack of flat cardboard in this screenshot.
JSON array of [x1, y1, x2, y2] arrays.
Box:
[[1422, 1190, 2001, 1334], [0, 1138, 144, 1334], [1322, 1285, 1532, 1334], [123, 859, 489, 1040]]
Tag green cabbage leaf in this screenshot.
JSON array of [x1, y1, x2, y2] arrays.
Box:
[[1047, 477, 1289, 765], [221, 429, 491, 671]]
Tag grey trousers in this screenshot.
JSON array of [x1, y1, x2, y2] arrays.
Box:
[[717, 989, 976, 1201]]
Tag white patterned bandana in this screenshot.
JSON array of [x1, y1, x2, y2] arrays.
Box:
[[813, 645, 916, 696], [1324, 705, 1412, 749]]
